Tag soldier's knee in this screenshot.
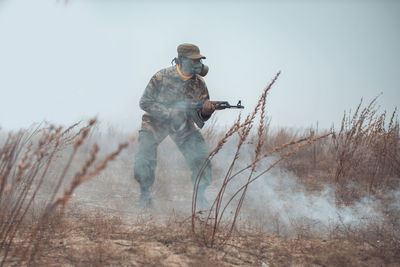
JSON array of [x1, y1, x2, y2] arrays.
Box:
[[135, 131, 158, 165], [137, 130, 158, 151], [134, 156, 156, 173], [134, 130, 158, 184], [134, 158, 156, 185]]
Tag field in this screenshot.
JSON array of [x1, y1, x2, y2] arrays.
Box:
[[1, 76, 399, 266]]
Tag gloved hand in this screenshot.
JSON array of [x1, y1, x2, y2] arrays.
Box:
[[169, 109, 187, 132], [201, 100, 215, 116]]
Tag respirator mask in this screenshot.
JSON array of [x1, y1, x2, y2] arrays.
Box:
[[181, 57, 209, 77]]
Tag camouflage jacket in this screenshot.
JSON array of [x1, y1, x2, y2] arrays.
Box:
[[139, 65, 211, 143]]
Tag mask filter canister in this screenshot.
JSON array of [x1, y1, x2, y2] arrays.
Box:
[[199, 64, 209, 77]]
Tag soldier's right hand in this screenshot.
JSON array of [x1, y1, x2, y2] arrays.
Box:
[[201, 100, 215, 116]]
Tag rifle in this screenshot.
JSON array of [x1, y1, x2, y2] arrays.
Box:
[[168, 100, 244, 129]]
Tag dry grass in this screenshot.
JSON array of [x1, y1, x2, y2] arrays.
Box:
[[1, 77, 399, 265], [191, 72, 331, 248], [0, 119, 131, 266], [3, 207, 398, 266], [274, 97, 399, 200]]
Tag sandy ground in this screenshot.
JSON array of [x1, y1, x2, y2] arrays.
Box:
[[4, 137, 399, 266], [8, 202, 395, 267]]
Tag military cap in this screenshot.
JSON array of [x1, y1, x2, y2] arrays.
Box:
[[177, 43, 206, 59]]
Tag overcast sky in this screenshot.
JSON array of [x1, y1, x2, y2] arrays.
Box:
[[0, 0, 399, 133]]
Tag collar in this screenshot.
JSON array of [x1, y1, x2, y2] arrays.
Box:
[[176, 65, 193, 81]]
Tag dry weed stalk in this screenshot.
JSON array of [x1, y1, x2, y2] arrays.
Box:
[[0, 124, 72, 265], [0, 119, 131, 266], [332, 96, 399, 200], [191, 72, 331, 247]]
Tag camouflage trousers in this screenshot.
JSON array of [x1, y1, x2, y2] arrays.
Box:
[[133, 130, 212, 192]]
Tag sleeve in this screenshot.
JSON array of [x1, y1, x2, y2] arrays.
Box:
[[139, 71, 170, 119], [198, 78, 212, 122]]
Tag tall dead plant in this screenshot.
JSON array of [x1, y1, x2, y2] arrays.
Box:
[[0, 119, 131, 266], [332, 96, 399, 201], [191, 72, 331, 247]]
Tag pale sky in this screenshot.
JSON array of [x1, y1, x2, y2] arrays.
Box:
[[0, 0, 399, 132]]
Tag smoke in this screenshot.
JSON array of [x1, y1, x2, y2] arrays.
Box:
[[238, 169, 382, 235], [198, 137, 384, 237], [66, 126, 388, 238]]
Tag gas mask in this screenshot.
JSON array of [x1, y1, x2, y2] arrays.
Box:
[[181, 57, 209, 77]]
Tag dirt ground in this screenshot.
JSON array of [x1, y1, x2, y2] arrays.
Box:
[[6, 202, 398, 267], [2, 130, 399, 266]]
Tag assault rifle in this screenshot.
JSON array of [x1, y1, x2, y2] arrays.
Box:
[[167, 100, 244, 129]]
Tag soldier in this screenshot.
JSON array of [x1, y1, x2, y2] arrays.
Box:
[[134, 43, 215, 207]]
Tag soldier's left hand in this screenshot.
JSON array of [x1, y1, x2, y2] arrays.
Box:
[[201, 100, 215, 116]]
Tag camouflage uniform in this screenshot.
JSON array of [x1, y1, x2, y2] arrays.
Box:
[[134, 65, 212, 194]]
